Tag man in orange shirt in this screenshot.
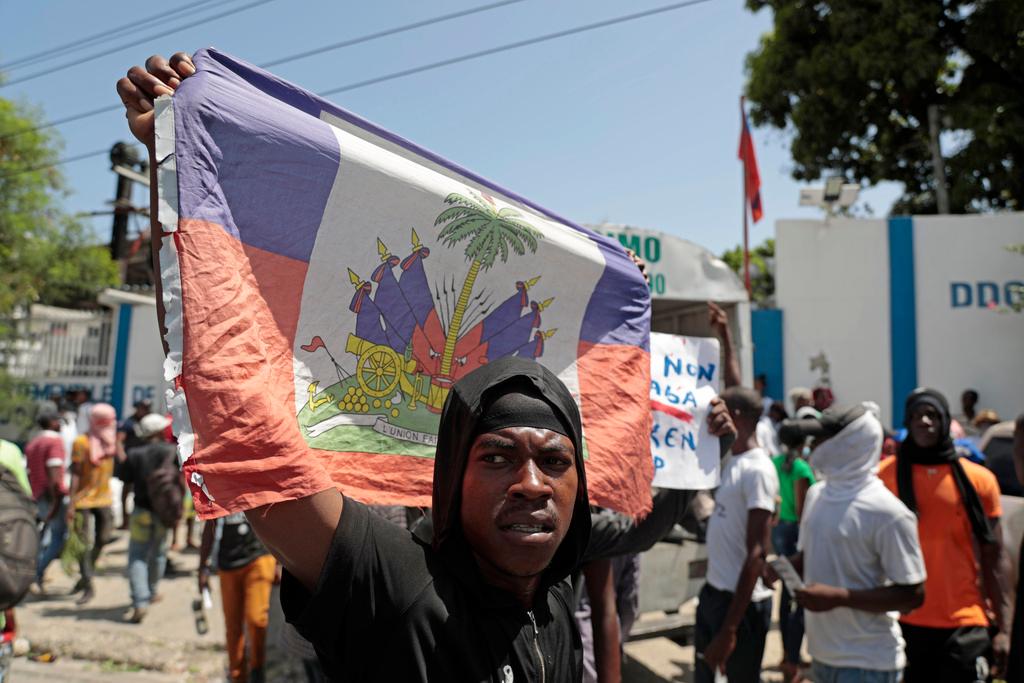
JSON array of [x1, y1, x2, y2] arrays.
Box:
[[879, 388, 1012, 681]]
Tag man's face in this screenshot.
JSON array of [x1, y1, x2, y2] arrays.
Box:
[[460, 426, 577, 585], [909, 403, 942, 448], [962, 391, 977, 413], [135, 403, 151, 419]]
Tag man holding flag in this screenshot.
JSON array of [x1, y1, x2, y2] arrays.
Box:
[[117, 51, 738, 681]]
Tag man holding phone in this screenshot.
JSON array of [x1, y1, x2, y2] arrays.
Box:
[[775, 404, 926, 683]]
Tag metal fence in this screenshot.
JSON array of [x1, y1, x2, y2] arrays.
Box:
[[4, 306, 114, 379]]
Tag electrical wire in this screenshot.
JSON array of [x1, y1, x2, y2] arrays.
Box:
[[1, 0, 715, 176], [0, 0, 231, 72], [319, 0, 714, 97], [259, 0, 527, 69], [0, 0, 526, 141], [0, 147, 111, 179], [0, 0, 279, 88]]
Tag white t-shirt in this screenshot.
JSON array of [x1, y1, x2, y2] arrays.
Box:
[[706, 447, 778, 602], [799, 479, 927, 671], [755, 417, 780, 455]]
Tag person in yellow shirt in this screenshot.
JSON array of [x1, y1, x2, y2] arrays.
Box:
[[66, 403, 118, 605]]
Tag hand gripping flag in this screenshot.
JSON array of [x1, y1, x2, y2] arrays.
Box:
[[155, 49, 653, 519]]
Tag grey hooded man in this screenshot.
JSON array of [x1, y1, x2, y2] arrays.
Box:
[[774, 404, 926, 683]]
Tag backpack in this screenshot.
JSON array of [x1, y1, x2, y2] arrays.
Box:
[[0, 466, 39, 609], [146, 446, 185, 529]]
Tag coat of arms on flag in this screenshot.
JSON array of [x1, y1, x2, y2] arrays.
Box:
[[155, 49, 652, 518]]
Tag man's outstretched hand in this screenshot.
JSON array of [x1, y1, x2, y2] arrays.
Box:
[[116, 53, 196, 148]]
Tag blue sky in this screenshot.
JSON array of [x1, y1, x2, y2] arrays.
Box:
[[1, 0, 901, 255]]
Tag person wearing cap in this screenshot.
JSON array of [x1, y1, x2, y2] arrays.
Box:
[[878, 389, 1012, 681], [115, 412, 175, 623], [696, 386, 779, 683], [24, 410, 70, 592], [117, 399, 153, 530], [774, 404, 926, 683]]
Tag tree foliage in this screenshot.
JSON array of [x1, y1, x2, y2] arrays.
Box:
[[721, 238, 775, 306], [0, 94, 120, 433], [744, 0, 1024, 214]]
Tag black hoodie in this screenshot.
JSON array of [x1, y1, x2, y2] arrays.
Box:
[[281, 357, 592, 682]]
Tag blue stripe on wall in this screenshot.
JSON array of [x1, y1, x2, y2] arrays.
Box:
[[110, 304, 133, 418], [752, 309, 784, 403], [888, 217, 917, 428]]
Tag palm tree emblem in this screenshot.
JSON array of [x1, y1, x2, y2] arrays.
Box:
[[434, 190, 543, 375]]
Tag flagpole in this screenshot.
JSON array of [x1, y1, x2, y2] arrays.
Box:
[[741, 95, 751, 297]]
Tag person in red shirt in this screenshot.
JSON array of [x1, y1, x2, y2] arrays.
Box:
[[878, 388, 1011, 681], [24, 411, 69, 591]]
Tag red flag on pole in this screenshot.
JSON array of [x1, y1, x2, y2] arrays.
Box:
[[738, 100, 763, 223]]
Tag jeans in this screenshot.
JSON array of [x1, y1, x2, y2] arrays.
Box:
[[695, 583, 773, 683], [809, 662, 900, 683], [127, 508, 169, 609], [35, 495, 68, 583], [76, 506, 114, 588], [771, 520, 805, 665]]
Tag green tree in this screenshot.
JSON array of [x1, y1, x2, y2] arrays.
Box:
[[721, 238, 775, 306], [434, 191, 542, 375], [744, 0, 1024, 214], [1, 94, 120, 431]]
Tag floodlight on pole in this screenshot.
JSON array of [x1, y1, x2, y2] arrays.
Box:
[[798, 175, 861, 216]]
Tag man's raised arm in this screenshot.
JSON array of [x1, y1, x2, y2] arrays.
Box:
[[117, 53, 343, 591]]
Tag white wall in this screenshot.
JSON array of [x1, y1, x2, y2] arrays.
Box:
[[914, 214, 1024, 422], [122, 303, 167, 415], [775, 218, 893, 423]]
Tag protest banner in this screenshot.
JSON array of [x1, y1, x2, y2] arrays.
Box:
[[155, 49, 653, 518], [649, 332, 721, 489]]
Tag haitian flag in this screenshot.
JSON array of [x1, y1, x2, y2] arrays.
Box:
[[155, 49, 652, 519]]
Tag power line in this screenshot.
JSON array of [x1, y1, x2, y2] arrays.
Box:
[[0, 0, 278, 88], [3, 0, 715, 176], [0, 0, 230, 72], [1, 103, 124, 141], [0, 147, 111, 180], [319, 0, 714, 97], [0, 0, 528, 141], [259, 0, 528, 69]]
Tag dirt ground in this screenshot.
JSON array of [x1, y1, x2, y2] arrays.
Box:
[[10, 523, 791, 682]]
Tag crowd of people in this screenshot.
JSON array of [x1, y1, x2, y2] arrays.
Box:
[[0, 393, 284, 682], [0, 50, 1021, 683]]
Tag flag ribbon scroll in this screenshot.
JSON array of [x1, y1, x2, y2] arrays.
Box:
[[155, 48, 653, 519]]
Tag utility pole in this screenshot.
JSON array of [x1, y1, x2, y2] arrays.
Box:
[[108, 142, 146, 260], [927, 104, 950, 214]]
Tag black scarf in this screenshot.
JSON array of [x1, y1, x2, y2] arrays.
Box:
[[896, 388, 995, 545], [430, 356, 592, 588]]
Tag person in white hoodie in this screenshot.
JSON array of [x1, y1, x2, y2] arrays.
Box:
[[773, 404, 927, 683]]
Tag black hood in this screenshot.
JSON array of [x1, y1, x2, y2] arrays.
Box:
[[900, 387, 955, 461], [431, 356, 591, 585]]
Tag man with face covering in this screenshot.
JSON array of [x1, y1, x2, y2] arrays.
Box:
[[879, 388, 1012, 682], [775, 404, 926, 683]]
